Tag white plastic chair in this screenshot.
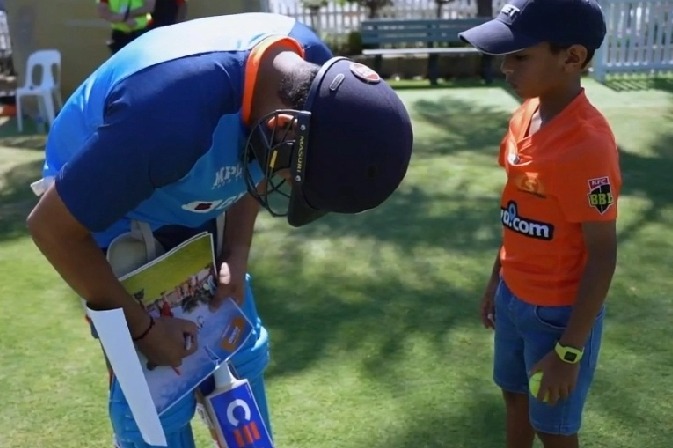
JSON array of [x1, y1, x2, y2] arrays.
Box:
[[16, 49, 63, 132]]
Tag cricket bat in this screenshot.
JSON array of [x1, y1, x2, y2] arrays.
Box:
[[196, 363, 274, 448]]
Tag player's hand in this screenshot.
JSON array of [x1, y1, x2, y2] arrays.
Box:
[[480, 277, 499, 329], [530, 351, 580, 405], [214, 254, 247, 306], [136, 316, 199, 368]]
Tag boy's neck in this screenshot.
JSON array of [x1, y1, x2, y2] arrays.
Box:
[[536, 80, 583, 124]]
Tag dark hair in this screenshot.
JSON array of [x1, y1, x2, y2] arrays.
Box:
[[549, 43, 596, 69], [278, 62, 321, 109]]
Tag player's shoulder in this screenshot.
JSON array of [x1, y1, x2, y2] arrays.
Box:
[[92, 15, 293, 88]]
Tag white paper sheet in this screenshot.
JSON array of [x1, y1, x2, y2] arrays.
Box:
[[87, 307, 167, 447]]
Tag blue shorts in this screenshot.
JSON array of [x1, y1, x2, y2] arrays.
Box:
[[493, 278, 604, 436]]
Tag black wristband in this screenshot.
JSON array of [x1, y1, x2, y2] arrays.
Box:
[[132, 315, 155, 342]]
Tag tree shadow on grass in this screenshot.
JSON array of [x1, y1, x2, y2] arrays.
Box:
[[276, 186, 501, 255], [254, 95, 508, 380], [281, 96, 511, 256], [0, 158, 41, 242], [603, 76, 673, 93], [616, 106, 673, 244], [0, 117, 47, 150], [252, 185, 503, 385], [367, 391, 506, 448], [391, 78, 509, 91], [411, 96, 512, 158]]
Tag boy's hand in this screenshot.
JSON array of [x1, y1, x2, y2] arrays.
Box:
[[530, 351, 580, 405], [480, 277, 499, 329]]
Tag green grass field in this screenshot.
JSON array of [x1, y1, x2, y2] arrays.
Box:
[[1, 78, 672, 448]]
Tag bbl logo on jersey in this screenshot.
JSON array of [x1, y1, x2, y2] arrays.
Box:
[[587, 176, 614, 214]]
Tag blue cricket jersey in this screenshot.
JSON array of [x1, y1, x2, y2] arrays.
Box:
[[44, 12, 333, 250]]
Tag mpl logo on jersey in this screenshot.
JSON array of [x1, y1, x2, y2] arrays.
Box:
[[182, 192, 247, 213], [587, 176, 614, 214], [501, 201, 554, 240], [213, 165, 243, 189], [209, 383, 274, 448]]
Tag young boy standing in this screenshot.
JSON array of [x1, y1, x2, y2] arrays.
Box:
[[459, 1, 621, 447]]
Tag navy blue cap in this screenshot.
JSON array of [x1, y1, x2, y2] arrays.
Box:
[[288, 57, 413, 226], [458, 0, 607, 55]]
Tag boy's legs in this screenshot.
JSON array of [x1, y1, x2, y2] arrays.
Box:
[[493, 279, 536, 448], [522, 299, 604, 448]]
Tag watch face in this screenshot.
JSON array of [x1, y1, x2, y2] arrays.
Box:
[[564, 352, 578, 362]]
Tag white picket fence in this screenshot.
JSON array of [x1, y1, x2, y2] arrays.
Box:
[[593, 0, 673, 81], [269, 0, 673, 81], [267, 0, 507, 35]]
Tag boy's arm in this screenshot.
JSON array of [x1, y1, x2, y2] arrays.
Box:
[[483, 246, 502, 293], [559, 220, 617, 348], [553, 134, 621, 351], [490, 247, 502, 279]]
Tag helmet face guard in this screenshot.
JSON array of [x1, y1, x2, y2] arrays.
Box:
[[242, 55, 413, 227], [242, 109, 326, 226]]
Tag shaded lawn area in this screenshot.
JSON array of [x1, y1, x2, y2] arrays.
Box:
[[0, 79, 671, 448]]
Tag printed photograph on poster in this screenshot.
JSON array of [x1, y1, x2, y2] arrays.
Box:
[[118, 232, 252, 416]]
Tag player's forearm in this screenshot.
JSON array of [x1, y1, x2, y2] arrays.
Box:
[[559, 253, 616, 348], [27, 211, 149, 336], [221, 193, 260, 262]]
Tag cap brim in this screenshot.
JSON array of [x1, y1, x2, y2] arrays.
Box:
[[287, 188, 328, 227], [458, 19, 540, 55]]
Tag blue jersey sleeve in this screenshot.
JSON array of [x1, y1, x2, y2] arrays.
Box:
[[55, 53, 243, 233], [289, 21, 334, 65]]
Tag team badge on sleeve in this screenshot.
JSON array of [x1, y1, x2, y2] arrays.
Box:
[[349, 62, 381, 84], [587, 176, 614, 214]]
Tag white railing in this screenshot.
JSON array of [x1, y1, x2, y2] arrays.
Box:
[[268, 0, 507, 35], [269, 0, 673, 82], [593, 0, 673, 81]]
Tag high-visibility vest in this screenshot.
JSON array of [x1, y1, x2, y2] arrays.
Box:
[[105, 0, 151, 32]]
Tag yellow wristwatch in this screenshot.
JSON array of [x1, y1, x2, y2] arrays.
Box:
[[555, 342, 584, 364]]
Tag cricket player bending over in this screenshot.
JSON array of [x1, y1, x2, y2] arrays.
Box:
[[26, 12, 413, 448]]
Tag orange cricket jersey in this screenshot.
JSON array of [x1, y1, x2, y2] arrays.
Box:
[[498, 90, 621, 306]]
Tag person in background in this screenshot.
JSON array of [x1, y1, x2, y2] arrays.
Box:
[[97, 0, 155, 55], [150, 0, 188, 29]]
